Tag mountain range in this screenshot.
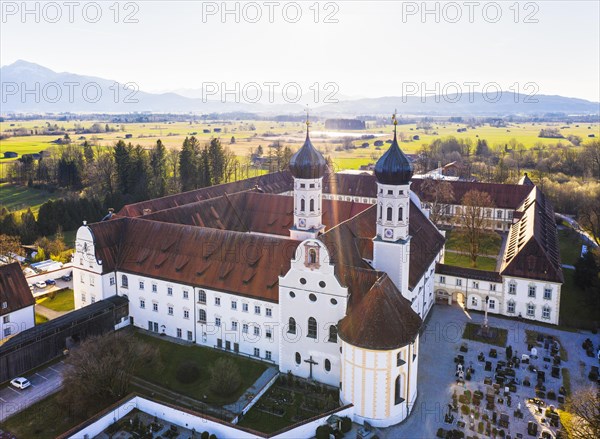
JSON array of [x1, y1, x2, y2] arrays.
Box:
[[1, 60, 598, 116]]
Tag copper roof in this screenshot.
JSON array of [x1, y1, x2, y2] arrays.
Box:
[[142, 192, 371, 236], [0, 263, 35, 316], [338, 273, 422, 350], [500, 187, 563, 283], [89, 218, 299, 302]]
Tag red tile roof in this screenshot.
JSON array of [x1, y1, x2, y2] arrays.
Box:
[[0, 263, 34, 316]]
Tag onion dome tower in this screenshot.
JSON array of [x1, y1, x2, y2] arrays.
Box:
[[289, 112, 327, 240]]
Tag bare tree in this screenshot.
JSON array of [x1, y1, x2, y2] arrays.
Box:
[[58, 332, 159, 417], [578, 187, 600, 246], [563, 387, 600, 439], [420, 178, 455, 224], [455, 190, 495, 267], [0, 234, 24, 262]]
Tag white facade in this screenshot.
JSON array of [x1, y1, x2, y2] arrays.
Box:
[[279, 239, 347, 387], [290, 176, 324, 241], [434, 273, 560, 325], [340, 336, 419, 428], [1, 305, 34, 341]]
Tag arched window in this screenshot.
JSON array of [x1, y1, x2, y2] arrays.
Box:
[[387, 207, 393, 221], [121, 275, 128, 288], [309, 198, 315, 212], [395, 375, 404, 405], [198, 290, 206, 303], [198, 309, 206, 323], [288, 317, 296, 334], [309, 249, 317, 264], [295, 352, 301, 364], [324, 359, 331, 372], [328, 325, 338, 343], [398, 206, 403, 222], [300, 198, 305, 212], [307, 317, 317, 339]]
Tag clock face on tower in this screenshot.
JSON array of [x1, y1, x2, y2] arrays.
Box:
[[384, 228, 394, 239], [299, 218, 307, 228]]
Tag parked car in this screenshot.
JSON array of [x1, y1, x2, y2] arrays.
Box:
[[45, 279, 56, 286], [34, 281, 47, 289], [10, 377, 31, 390], [61, 272, 72, 281]]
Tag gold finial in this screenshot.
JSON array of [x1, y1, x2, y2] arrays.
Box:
[[305, 106, 311, 128], [392, 109, 398, 138]]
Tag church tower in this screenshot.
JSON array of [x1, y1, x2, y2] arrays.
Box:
[[372, 112, 414, 298], [289, 116, 328, 241]]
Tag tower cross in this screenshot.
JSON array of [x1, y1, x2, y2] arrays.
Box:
[[304, 355, 319, 379]]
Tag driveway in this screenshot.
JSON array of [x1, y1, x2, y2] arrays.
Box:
[[0, 360, 66, 422]]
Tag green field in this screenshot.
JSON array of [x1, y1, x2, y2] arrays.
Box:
[[35, 313, 49, 325], [0, 183, 59, 214], [444, 252, 497, 271], [557, 227, 585, 266], [36, 288, 75, 312], [445, 230, 502, 257], [133, 332, 268, 405]]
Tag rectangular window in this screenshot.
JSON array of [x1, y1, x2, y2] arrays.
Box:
[[266, 351, 272, 360], [81, 293, 86, 302], [507, 302, 515, 313], [215, 317, 221, 327], [254, 348, 260, 357], [266, 308, 272, 317], [254, 305, 261, 315], [471, 297, 478, 307], [139, 281, 144, 290], [242, 303, 248, 312], [215, 297, 221, 306], [80, 274, 84, 283], [176, 328, 182, 338], [90, 276, 95, 286], [266, 329, 272, 339], [509, 283, 516, 294], [490, 284, 496, 291], [542, 307, 551, 319], [183, 310, 190, 319], [187, 331, 193, 341], [496, 210, 503, 219], [440, 276, 446, 284], [109, 277, 115, 286], [527, 304, 535, 317], [488, 299, 495, 310], [544, 288, 552, 300], [198, 290, 206, 303], [456, 279, 462, 287], [152, 284, 157, 293], [473, 281, 479, 289], [167, 287, 173, 296], [232, 321, 238, 331], [168, 306, 174, 315], [242, 324, 249, 333], [231, 300, 237, 310], [140, 299, 145, 309], [91, 296, 95, 303], [528, 286, 536, 298], [152, 303, 158, 312], [3, 315, 9, 324], [183, 290, 189, 299], [4, 328, 11, 337], [217, 338, 222, 348], [254, 326, 260, 336]]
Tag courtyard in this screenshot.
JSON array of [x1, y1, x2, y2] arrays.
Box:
[[385, 304, 599, 438]]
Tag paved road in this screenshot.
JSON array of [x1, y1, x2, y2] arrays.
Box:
[[31, 278, 73, 299], [555, 213, 598, 248], [0, 360, 66, 423]]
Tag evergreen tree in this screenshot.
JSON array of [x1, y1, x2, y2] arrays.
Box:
[[114, 140, 133, 194], [208, 138, 225, 185], [83, 141, 95, 163], [149, 140, 168, 198], [179, 137, 201, 191], [19, 209, 38, 244]]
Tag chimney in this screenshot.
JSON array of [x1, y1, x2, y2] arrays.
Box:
[[143, 208, 152, 215]]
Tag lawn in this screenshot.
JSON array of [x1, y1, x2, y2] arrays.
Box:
[[237, 374, 341, 434], [0, 183, 59, 214], [35, 312, 49, 325], [557, 227, 585, 266], [36, 288, 75, 312], [462, 322, 508, 347], [0, 392, 86, 439], [559, 269, 598, 330], [445, 230, 503, 257], [133, 332, 268, 405], [444, 252, 497, 271]]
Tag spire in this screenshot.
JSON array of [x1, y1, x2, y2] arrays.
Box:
[[374, 111, 413, 185], [289, 109, 327, 179]]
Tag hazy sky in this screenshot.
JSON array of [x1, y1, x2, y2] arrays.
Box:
[[2, 1, 599, 101]]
